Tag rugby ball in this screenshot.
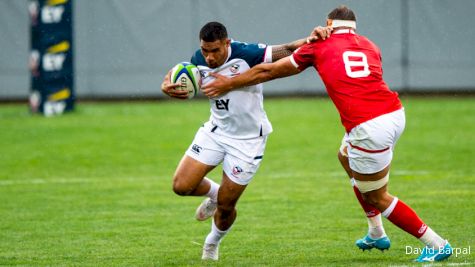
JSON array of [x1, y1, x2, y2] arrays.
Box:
[[170, 62, 201, 99]]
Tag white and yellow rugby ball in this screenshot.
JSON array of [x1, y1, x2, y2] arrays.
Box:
[[170, 62, 201, 99]]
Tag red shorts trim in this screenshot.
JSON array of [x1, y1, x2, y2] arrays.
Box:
[[349, 142, 390, 153]]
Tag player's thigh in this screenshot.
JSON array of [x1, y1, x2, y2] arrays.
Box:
[[347, 109, 405, 174], [174, 128, 225, 188], [219, 135, 267, 186], [215, 154, 261, 210], [173, 155, 216, 189], [338, 134, 352, 177], [221, 150, 264, 186], [217, 172, 247, 209]]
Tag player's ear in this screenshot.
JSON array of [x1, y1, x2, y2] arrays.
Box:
[[326, 19, 332, 27], [225, 38, 231, 47]]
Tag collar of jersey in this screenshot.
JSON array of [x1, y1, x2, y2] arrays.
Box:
[[224, 43, 232, 64], [333, 29, 355, 35]]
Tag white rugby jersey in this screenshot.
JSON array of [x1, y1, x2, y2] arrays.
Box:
[[191, 41, 273, 139]]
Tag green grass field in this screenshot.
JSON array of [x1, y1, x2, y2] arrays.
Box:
[[0, 97, 474, 266]]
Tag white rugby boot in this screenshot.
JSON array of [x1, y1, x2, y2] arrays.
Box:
[[195, 198, 217, 221], [202, 242, 219, 260]]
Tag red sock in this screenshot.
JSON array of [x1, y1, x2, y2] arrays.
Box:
[[353, 185, 380, 217], [384, 198, 428, 238]]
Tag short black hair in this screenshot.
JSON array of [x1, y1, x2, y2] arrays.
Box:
[[328, 5, 356, 21], [199, 21, 228, 42]]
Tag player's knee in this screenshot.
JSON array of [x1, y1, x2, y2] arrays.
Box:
[[172, 182, 189, 196], [172, 175, 193, 196], [362, 190, 390, 208], [362, 192, 380, 206]]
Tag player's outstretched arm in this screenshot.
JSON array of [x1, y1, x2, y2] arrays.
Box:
[[202, 57, 301, 98], [161, 69, 189, 99], [270, 26, 332, 62]]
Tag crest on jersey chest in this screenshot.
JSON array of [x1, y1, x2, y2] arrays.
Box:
[[199, 70, 209, 79], [230, 63, 240, 74]]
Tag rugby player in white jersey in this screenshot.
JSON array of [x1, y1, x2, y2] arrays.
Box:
[[161, 22, 330, 260]]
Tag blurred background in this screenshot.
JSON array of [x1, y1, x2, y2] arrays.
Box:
[[1, 0, 475, 102]]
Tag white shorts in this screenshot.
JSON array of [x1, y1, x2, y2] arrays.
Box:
[[185, 127, 267, 185], [339, 109, 406, 174]]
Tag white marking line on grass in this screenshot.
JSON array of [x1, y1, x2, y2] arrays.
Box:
[[266, 170, 431, 179], [190, 241, 201, 246], [0, 177, 158, 186], [392, 170, 430, 175], [266, 172, 349, 179], [0, 178, 96, 186]]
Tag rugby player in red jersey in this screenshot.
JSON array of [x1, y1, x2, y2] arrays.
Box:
[[202, 5, 452, 263]]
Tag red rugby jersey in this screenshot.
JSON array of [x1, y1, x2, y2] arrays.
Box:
[[291, 29, 402, 132]]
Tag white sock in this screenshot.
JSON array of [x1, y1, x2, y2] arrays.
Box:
[[419, 227, 446, 249], [205, 220, 229, 245], [367, 214, 387, 239], [204, 177, 219, 202]]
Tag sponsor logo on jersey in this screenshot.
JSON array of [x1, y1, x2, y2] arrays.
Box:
[[191, 144, 202, 154], [215, 99, 229, 111], [232, 166, 243, 176], [199, 70, 208, 79], [230, 64, 240, 73]]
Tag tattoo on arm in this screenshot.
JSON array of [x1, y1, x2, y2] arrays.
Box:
[[271, 46, 293, 62], [270, 38, 306, 62]]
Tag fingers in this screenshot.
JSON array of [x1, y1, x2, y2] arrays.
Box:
[[207, 72, 223, 81], [307, 36, 318, 43], [201, 87, 219, 98], [199, 72, 229, 98], [201, 81, 221, 98], [168, 90, 189, 99], [325, 26, 333, 37], [161, 82, 177, 93], [161, 82, 189, 99], [310, 26, 333, 41], [208, 72, 218, 78]]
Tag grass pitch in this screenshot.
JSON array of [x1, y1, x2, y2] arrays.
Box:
[[0, 97, 474, 266]]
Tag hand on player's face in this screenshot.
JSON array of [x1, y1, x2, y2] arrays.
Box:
[[308, 26, 333, 41], [161, 70, 189, 99], [201, 73, 232, 98]]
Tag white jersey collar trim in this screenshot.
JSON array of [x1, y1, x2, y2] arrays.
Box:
[[225, 42, 232, 63]]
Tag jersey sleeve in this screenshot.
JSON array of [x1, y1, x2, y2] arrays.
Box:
[[290, 43, 315, 71], [190, 49, 206, 66], [231, 41, 269, 68]]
